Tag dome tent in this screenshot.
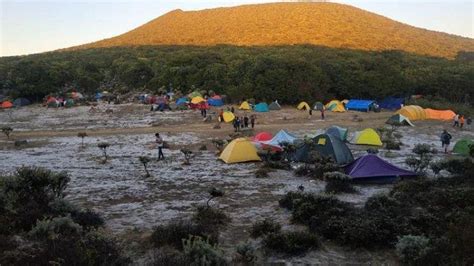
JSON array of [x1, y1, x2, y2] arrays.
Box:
[[219, 138, 261, 164], [1, 101, 13, 109], [222, 111, 235, 123], [268, 101, 281, 110], [13, 98, 31, 107], [354, 128, 383, 146], [262, 130, 298, 147], [239, 101, 251, 110], [325, 100, 345, 112], [386, 114, 414, 126], [453, 139, 474, 156], [191, 96, 205, 104], [292, 134, 354, 165], [254, 102, 269, 112], [313, 102, 324, 111], [396, 105, 427, 121], [297, 101, 310, 111], [326, 126, 348, 141], [253, 132, 273, 142]]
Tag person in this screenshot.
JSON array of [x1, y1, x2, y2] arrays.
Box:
[[240, 117, 245, 128], [309, 108, 313, 119], [235, 117, 241, 132], [155, 133, 165, 160], [219, 109, 224, 122], [244, 116, 249, 128], [467, 117, 472, 130], [440, 130, 452, 154], [250, 115, 256, 129], [230, 106, 235, 113], [460, 115, 465, 129], [321, 108, 325, 120], [453, 114, 459, 127]]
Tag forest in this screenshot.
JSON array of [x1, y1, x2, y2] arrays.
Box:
[[0, 45, 473, 105]]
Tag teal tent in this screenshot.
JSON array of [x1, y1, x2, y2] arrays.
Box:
[[254, 102, 269, 112], [292, 134, 354, 165], [326, 126, 348, 141]]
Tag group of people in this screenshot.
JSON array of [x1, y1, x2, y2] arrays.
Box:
[[453, 114, 471, 129], [232, 115, 256, 132]]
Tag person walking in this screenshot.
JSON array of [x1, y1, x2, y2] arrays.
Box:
[[244, 115, 249, 128], [466, 117, 472, 130], [155, 133, 165, 160], [321, 108, 325, 120], [440, 130, 452, 154], [460, 115, 465, 129], [308, 108, 313, 119], [453, 114, 459, 127], [250, 115, 256, 129]]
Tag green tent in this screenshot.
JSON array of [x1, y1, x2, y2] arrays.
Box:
[[453, 139, 474, 156], [291, 134, 354, 165], [386, 114, 414, 126], [268, 101, 281, 110], [65, 99, 75, 108], [326, 126, 348, 142], [313, 102, 324, 111]]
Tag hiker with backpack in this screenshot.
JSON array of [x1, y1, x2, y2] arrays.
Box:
[[155, 133, 165, 160], [440, 130, 452, 154]]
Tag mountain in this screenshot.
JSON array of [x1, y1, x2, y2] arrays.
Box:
[[67, 2, 474, 58]]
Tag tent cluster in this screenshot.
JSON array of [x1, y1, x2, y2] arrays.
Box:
[[1, 98, 32, 109], [396, 105, 456, 121], [45, 96, 76, 108]]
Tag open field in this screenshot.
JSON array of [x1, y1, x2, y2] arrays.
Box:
[[1, 103, 473, 263]]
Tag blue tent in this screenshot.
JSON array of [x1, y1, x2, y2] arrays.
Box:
[[13, 98, 31, 106], [176, 97, 188, 106], [254, 102, 269, 112], [208, 98, 224, 106], [263, 130, 298, 147], [346, 100, 375, 112], [379, 97, 405, 110]]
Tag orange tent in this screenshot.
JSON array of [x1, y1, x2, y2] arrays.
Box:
[[396, 105, 427, 121], [1, 101, 13, 109], [424, 108, 456, 121]]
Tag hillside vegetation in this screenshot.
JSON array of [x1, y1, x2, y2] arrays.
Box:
[[72, 3, 474, 58], [1, 46, 473, 105]]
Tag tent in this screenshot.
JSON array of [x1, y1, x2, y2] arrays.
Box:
[[219, 138, 262, 164], [176, 97, 188, 106], [354, 128, 383, 146], [189, 91, 202, 98], [313, 102, 324, 111], [268, 101, 281, 110], [297, 102, 310, 111], [345, 154, 417, 183], [208, 98, 224, 107], [191, 96, 205, 104], [222, 111, 235, 123], [326, 126, 348, 141], [386, 114, 414, 126], [254, 103, 269, 112], [253, 132, 273, 142], [292, 134, 354, 165], [453, 139, 474, 156], [396, 105, 427, 121], [262, 130, 298, 147], [325, 100, 345, 112], [70, 92, 84, 99], [13, 98, 31, 107], [379, 97, 405, 110], [46, 97, 59, 107], [64, 99, 75, 108], [424, 108, 456, 121], [239, 101, 251, 110], [1, 101, 13, 109], [341, 99, 349, 104], [345, 100, 375, 112]]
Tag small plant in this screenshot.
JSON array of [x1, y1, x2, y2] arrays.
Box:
[[77, 132, 87, 147], [251, 219, 281, 238], [406, 144, 436, 173], [324, 171, 355, 194], [263, 231, 319, 255], [396, 235, 432, 265], [97, 142, 110, 163], [151, 220, 217, 250], [193, 206, 230, 229], [211, 139, 226, 152], [180, 148, 195, 165], [255, 166, 272, 178], [139, 156, 151, 177], [207, 187, 224, 208], [182, 236, 227, 266], [236, 242, 256, 263], [2, 126, 13, 139]]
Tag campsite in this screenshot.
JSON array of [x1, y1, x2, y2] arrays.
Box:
[[1, 98, 473, 264]]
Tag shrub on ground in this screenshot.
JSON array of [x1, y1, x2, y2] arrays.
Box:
[[151, 220, 218, 250], [262, 231, 319, 255], [251, 218, 281, 238], [192, 206, 230, 229], [324, 171, 355, 193]]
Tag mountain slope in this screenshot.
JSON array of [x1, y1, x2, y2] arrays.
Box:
[[72, 2, 473, 58]]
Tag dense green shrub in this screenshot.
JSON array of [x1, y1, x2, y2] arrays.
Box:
[[151, 220, 218, 250], [263, 231, 319, 255], [395, 235, 432, 265], [182, 236, 227, 266], [235, 242, 256, 263], [192, 206, 230, 229], [250, 218, 281, 238], [324, 171, 355, 193]]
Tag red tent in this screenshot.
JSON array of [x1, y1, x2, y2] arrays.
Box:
[[1, 101, 13, 109], [253, 132, 273, 142]]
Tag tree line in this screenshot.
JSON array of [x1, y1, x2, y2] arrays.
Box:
[[0, 45, 472, 105]]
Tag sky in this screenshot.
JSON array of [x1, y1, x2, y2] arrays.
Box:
[[1, 0, 473, 57]]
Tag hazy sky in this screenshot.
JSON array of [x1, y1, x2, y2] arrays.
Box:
[[1, 0, 473, 56]]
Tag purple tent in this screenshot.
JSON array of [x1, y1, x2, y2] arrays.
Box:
[[345, 154, 417, 183]]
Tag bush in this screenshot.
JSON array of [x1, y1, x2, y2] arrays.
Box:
[[255, 167, 272, 178], [182, 236, 227, 266], [193, 206, 230, 229], [263, 160, 291, 170], [395, 235, 432, 265], [263, 231, 319, 255], [250, 218, 281, 238], [385, 139, 401, 150], [235, 242, 256, 263], [324, 171, 355, 193], [151, 220, 218, 250]]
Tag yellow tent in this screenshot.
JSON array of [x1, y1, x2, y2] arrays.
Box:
[[325, 100, 341, 109], [222, 111, 235, 123], [239, 101, 251, 110], [219, 138, 261, 164], [396, 105, 427, 121], [191, 96, 205, 104], [355, 128, 383, 146], [325, 100, 346, 112], [297, 101, 310, 110]]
